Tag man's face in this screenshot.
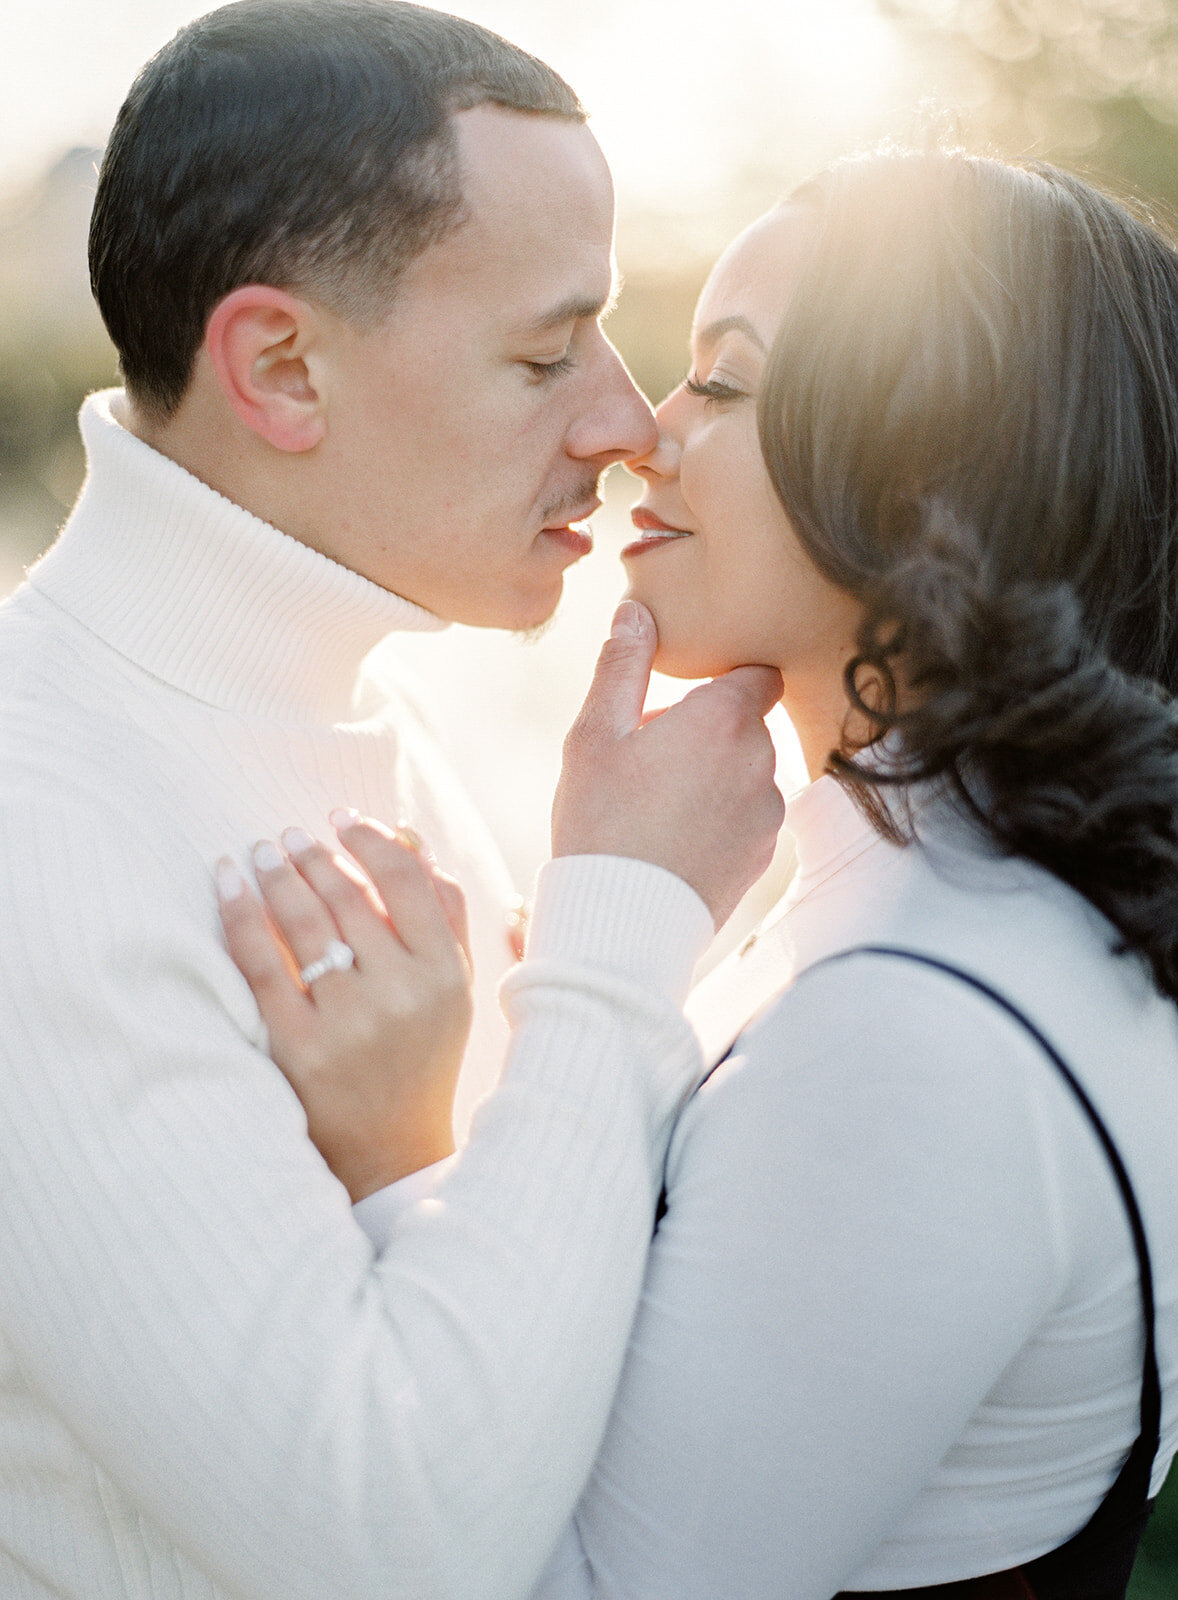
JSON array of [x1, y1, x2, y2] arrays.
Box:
[[313, 105, 657, 629]]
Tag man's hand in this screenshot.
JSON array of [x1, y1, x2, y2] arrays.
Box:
[[553, 601, 785, 929]]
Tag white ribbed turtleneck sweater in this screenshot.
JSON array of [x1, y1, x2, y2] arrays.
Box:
[[26, 390, 520, 1139], [0, 391, 713, 1600]]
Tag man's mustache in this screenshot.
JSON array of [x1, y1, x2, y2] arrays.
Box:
[[538, 478, 603, 527]]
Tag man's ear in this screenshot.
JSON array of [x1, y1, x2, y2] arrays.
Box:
[[204, 286, 327, 453]]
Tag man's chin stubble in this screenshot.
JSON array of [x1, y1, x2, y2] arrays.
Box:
[[512, 611, 560, 645]]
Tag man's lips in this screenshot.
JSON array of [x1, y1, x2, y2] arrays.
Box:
[[622, 506, 693, 559], [540, 498, 601, 559]]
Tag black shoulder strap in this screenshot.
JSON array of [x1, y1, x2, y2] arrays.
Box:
[[809, 946, 1161, 1541], [659, 942, 1162, 1521]]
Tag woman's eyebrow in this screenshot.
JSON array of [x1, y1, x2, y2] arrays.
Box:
[[694, 315, 767, 353]]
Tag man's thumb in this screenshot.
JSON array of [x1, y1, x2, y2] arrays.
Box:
[[577, 601, 657, 739]]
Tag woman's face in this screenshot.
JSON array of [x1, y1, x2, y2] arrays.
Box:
[[622, 207, 863, 746]]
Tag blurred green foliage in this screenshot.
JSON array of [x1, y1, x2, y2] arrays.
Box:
[[1132, 1475, 1178, 1600]]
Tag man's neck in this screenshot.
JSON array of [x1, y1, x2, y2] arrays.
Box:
[[119, 389, 315, 555]]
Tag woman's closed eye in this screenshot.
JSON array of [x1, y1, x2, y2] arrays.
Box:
[[684, 373, 749, 405]]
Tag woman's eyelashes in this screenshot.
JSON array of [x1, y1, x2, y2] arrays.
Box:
[[684, 372, 749, 405]]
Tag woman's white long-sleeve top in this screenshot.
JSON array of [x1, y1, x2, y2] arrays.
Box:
[[529, 776, 1178, 1599]]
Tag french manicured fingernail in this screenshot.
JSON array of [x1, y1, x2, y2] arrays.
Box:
[[216, 858, 246, 900], [252, 839, 284, 873], [611, 600, 641, 638], [330, 807, 362, 831], [281, 826, 316, 857]]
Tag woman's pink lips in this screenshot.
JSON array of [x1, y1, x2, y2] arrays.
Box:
[[623, 506, 693, 560]]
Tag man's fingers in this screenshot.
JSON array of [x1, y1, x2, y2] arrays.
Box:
[[725, 663, 785, 718], [570, 600, 658, 742], [688, 663, 784, 722], [551, 645, 785, 924]]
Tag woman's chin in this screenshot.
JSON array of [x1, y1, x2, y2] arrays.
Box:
[[651, 639, 731, 681], [630, 598, 735, 679]]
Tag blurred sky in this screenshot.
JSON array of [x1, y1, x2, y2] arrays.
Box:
[[2, 0, 919, 244]]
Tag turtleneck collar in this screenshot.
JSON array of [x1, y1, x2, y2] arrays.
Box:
[[27, 390, 448, 723]]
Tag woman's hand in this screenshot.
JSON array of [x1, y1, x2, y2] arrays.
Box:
[[216, 812, 474, 1203]]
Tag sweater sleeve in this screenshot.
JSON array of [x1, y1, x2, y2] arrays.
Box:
[[529, 955, 1073, 1600], [0, 784, 711, 1600]]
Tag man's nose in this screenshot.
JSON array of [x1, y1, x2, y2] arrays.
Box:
[[622, 385, 685, 482], [566, 339, 658, 465]]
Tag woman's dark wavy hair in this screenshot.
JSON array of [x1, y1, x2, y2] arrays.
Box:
[[759, 148, 1178, 1000]]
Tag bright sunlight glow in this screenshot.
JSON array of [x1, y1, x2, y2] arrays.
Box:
[[2, 0, 908, 217]]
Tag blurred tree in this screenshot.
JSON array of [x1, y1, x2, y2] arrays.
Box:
[[0, 146, 118, 583], [881, 0, 1178, 215]]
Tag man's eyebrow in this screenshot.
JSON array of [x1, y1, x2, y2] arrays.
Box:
[[520, 284, 620, 334], [694, 315, 767, 353]]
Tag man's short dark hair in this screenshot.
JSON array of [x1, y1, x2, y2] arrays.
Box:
[[88, 0, 585, 418]]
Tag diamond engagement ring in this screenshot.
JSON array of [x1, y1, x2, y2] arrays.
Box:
[[298, 940, 356, 986]]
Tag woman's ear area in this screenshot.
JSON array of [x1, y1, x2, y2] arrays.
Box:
[[204, 285, 328, 453]]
